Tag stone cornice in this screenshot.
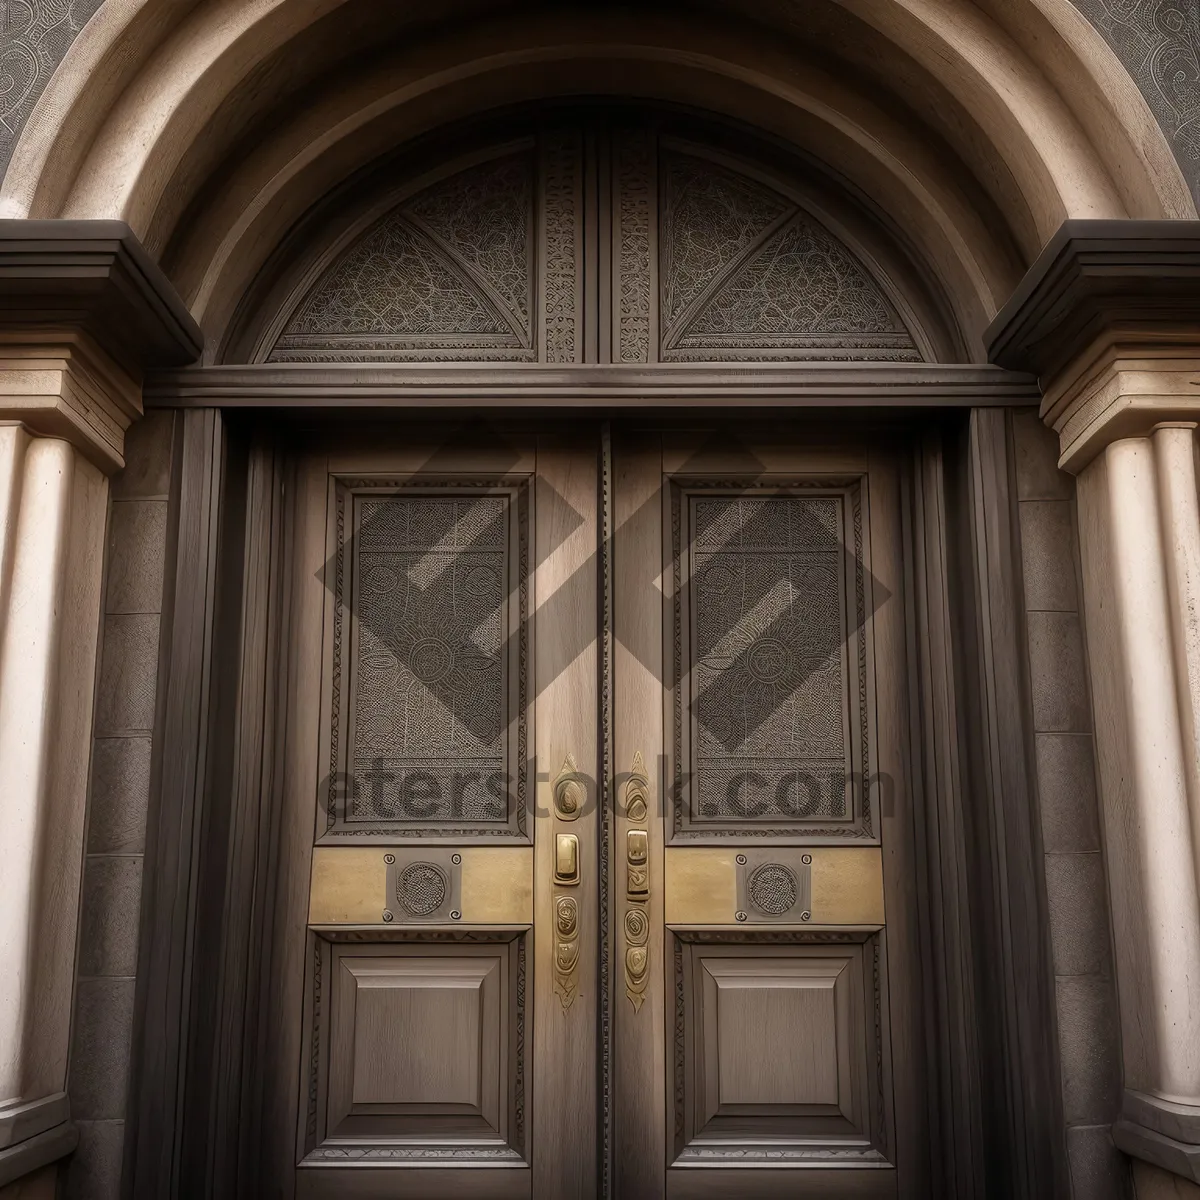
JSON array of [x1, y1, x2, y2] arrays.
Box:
[[0, 221, 201, 376], [0, 333, 146, 473], [985, 219, 1200, 382]]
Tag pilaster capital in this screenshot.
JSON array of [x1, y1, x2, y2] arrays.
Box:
[[0, 221, 201, 472], [985, 220, 1200, 472]]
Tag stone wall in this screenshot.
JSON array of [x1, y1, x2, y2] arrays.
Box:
[[65, 411, 175, 1200], [1013, 410, 1129, 1198]]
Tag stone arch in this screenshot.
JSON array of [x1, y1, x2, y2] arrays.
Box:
[[0, 0, 1192, 359]]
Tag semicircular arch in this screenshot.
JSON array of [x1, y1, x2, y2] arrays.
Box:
[[1, 0, 1190, 361]]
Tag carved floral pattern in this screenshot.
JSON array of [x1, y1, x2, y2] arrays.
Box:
[[660, 151, 790, 334], [1076, 0, 1200, 199], [540, 129, 583, 363], [269, 129, 919, 364], [270, 152, 537, 362], [689, 218, 908, 336], [615, 131, 654, 363], [282, 221, 504, 338], [0, 0, 104, 171], [405, 152, 533, 337]]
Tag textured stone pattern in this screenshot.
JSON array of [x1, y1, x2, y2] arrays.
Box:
[[273, 133, 919, 365], [0, 0, 105, 175], [0, 1, 1197, 216], [1073, 0, 1200, 205], [66, 411, 175, 1200], [271, 151, 536, 362], [658, 150, 919, 361], [1013, 410, 1130, 1200]]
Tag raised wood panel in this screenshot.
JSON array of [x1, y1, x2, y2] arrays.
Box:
[[705, 957, 849, 1114], [303, 936, 525, 1166], [329, 954, 500, 1130], [674, 936, 887, 1169]]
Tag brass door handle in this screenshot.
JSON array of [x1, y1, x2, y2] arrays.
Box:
[[553, 832, 581, 1008], [554, 833, 580, 886]]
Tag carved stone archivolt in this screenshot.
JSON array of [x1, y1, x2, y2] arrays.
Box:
[[267, 127, 921, 365]]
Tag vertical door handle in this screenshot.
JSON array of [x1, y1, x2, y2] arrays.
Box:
[[554, 833, 580, 886]]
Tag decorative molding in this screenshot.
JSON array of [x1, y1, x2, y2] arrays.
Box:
[[0, 332, 143, 471], [1072, 0, 1200, 203], [667, 476, 875, 841], [1114, 1118, 1200, 1184], [540, 130, 583, 364], [302, 1145, 524, 1162], [985, 218, 1200, 380], [322, 475, 529, 841], [0, 1092, 68, 1151], [0, 220, 201, 373], [614, 133, 654, 364], [1125, 1089, 1200, 1146], [598, 423, 614, 1194], [985, 219, 1200, 469], [1116, 1088, 1200, 1184], [144, 362, 1041, 408]]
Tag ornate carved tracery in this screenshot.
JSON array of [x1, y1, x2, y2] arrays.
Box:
[[268, 126, 921, 364]]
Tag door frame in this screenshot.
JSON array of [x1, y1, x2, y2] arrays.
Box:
[[124, 384, 1067, 1199]]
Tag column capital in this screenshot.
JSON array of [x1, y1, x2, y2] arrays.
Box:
[[986, 220, 1200, 472], [0, 221, 201, 471]]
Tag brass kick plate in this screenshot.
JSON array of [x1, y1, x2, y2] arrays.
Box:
[[664, 846, 885, 926], [309, 846, 532, 924]]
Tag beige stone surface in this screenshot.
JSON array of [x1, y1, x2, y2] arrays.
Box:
[[1135, 1162, 1200, 1200], [0, 350, 136, 1191]]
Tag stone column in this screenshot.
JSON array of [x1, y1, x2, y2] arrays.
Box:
[[0, 225, 200, 1188], [989, 221, 1200, 1190]]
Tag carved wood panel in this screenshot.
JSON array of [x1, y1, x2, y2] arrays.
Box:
[[320, 475, 530, 842], [266, 127, 921, 365], [671, 932, 891, 1170], [667, 477, 877, 842], [303, 934, 527, 1165]]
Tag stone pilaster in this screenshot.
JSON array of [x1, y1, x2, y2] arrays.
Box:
[[0, 224, 199, 1186], [989, 221, 1200, 1186]]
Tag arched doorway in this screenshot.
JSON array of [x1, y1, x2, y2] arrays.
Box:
[[198, 108, 953, 1199], [14, 3, 1185, 1198]]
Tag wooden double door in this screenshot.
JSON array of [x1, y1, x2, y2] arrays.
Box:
[[260, 421, 927, 1198]]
